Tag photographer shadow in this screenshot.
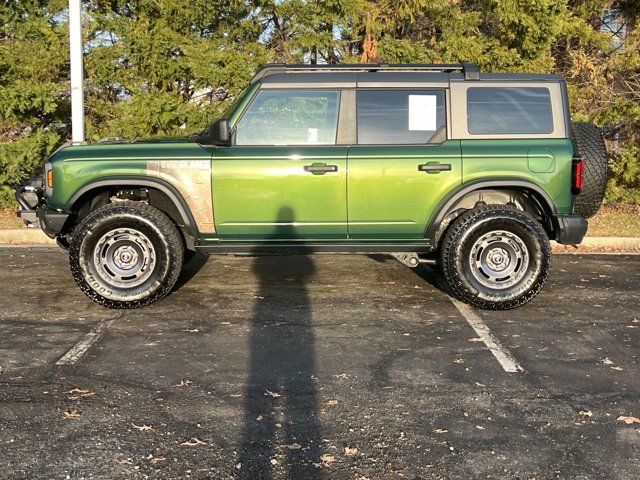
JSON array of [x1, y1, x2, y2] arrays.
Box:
[[237, 206, 323, 479]]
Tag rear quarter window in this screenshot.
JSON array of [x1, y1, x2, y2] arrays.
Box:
[[467, 87, 553, 135]]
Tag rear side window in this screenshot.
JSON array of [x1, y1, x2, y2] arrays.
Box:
[[236, 90, 340, 145], [357, 90, 446, 145], [467, 87, 553, 135]]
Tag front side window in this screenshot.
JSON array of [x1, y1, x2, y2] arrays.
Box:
[[235, 90, 340, 145], [357, 90, 446, 145], [467, 87, 553, 135]]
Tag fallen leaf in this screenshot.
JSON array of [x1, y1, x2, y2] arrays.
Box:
[[468, 337, 484, 343], [475, 425, 485, 430], [181, 438, 207, 446], [433, 428, 448, 434], [150, 457, 166, 464], [182, 328, 200, 333], [171, 380, 192, 388], [610, 366, 624, 371], [66, 388, 92, 395], [326, 400, 339, 405], [118, 458, 133, 465], [285, 443, 302, 450], [264, 389, 281, 398], [256, 415, 264, 421], [601, 357, 614, 365], [64, 410, 81, 418], [617, 416, 640, 425], [132, 423, 153, 431], [579, 410, 593, 418], [344, 446, 358, 456], [270, 458, 278, 465], [320, 454, 336, 464], [453, 359, 465, 364]]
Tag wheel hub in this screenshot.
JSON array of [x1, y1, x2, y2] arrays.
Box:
[[469, 230, 529, 290], [93, 228, 156, 289]]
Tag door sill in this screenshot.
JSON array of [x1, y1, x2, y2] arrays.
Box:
[[195, 242, 433, 254]]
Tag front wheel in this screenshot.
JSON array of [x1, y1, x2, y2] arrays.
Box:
[[440, 205, 551, 310], [69, 202, 184, 308]]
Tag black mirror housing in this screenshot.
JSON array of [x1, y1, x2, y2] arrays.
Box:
[[210, 119, 230, 145]]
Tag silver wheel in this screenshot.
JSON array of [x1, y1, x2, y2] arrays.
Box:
[[468, 230, 529, 290], [93, 228, 156, 289]]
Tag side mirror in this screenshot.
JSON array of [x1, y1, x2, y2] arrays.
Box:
[[210, 119, 230, 145]]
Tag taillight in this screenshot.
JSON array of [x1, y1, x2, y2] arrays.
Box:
[[572, 156, 583, 195]]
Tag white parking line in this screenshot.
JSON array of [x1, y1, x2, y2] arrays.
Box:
[[55, 318, 115, 366], [449, 298, 524, 373]]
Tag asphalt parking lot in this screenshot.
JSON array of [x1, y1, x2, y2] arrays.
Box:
[[1, 247, 639, 479]]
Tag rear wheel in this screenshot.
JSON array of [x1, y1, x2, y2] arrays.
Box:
[[440, 205, 551, 310], [69, 202, 184, 308]]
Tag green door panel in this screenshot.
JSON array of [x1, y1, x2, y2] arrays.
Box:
[[347, 141, 462, 239], [211, 146, 349, 240], [461, 139, 574, 214]]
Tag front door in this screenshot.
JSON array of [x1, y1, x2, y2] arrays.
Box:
[[212, 89, 348, 240], [347, 89, 462, 239]]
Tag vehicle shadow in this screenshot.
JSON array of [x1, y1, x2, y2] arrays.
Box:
[[172, 251, 209, 292], [367, 254, 450, 296], [412, 264, 450, 295], [237, 207, 323, 479]]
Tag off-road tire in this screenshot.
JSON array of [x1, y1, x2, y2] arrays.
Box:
[[572, 122, 608, 218], [69, 202, 184, 309], [440, 205, 551, 310]]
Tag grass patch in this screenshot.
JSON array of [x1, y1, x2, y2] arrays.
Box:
[[587, 203, 640, 237]]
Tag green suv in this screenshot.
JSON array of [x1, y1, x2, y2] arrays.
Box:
[[16, 63, 608, 310]]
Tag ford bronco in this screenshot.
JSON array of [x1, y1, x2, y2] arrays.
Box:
[[16, 63, 608, 310]]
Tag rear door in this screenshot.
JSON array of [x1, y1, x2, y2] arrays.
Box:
[[347, 89, 462, 239], [212, 89, 348, 240]]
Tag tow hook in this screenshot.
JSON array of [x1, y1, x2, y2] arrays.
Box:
[[390, 252, 436, 268]]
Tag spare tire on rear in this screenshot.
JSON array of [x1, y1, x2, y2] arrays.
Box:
[[572, 122, 608, 218]]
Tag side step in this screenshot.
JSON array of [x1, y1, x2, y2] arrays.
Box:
[[390, 252, 436, 268]]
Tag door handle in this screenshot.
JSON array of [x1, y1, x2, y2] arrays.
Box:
[[304, 164, 338, 174], [418, 163, 451, 173]]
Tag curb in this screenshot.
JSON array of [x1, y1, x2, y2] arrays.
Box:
[[0, 228, 57, 245], [552, 236, 640, 253], [1, 228, 639, 252]]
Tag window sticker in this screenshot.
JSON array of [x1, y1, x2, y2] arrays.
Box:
[[408, 95, 437, 131]]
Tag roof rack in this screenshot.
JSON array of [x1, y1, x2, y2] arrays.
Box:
[[250, 62, 480, 83]]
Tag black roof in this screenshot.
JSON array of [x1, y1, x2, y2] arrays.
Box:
[[251, 62, 480, 82], [250, 63, 563, 87]]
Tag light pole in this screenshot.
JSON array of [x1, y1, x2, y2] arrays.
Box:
[[68, 0, 85, 144]]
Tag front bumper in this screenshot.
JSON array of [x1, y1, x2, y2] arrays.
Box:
[[15, 185, 69, 239], [553, 215, 588, 245]]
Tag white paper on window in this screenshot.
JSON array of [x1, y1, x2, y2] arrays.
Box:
[[408, 95, 437, 131]]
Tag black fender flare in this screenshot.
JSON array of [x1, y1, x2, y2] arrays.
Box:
[[67, 176, 201, 242], [425, 179, 558, 246]]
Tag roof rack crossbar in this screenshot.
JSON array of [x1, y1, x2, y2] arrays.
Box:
[[250, 62, 480, 83]]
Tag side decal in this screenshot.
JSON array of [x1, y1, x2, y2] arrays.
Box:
[[147, 159, 216, 234]]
